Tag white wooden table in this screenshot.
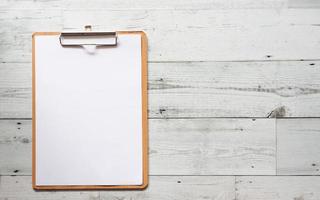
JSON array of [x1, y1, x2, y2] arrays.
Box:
[[1, 0, 320, 199]]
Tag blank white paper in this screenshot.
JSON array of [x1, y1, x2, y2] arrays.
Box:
[[35, 34, 142, 186]]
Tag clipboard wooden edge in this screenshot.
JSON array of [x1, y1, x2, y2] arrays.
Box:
[[32, 31, 149, 190]]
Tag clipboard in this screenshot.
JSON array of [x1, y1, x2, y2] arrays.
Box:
[[32, 29, 148, 190]]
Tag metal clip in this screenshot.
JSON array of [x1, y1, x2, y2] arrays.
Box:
[[59, 25, 117, 47]]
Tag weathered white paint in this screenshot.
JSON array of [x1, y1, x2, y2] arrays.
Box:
[[0, 9, 62, 63], [1, 9, 320, 62], [2, 61, 320, 118], [0, 176, 234, 200], [289, 0, 320, 8], [64, 0, 288, 10], [0, 120, 31, 175], [100, 176, 235, 200], [149, 61, 320, 118], [2, 175, 320, 199], [62, 9, 320, 62], [1, 0, 289, 10], [236, 176, 320, 200], [150, 118, 276, 175], [2, 0, 318, 10], [1, 0, 320, 197], [277, 119, 320, 175], [0, 176, 99, 200], [0, 63, 31, 118], [0, 119, 276, 176], [0, 0, 61, 10]]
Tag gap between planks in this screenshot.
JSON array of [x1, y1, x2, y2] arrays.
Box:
[[3, 117, 320, 120], [3, 59, 320, 64], [2, 175, 320, 177]]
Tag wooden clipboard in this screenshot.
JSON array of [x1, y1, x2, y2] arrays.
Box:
[[32, 31, 148, 190]]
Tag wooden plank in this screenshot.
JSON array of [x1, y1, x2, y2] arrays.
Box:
[[150, 118, 276, 175], [0, 119, 276, 176], [0, 0, 61, 10], [44, 9, 320, 62], [0, 120, 31, 175], [0, 176, 99, 200], [2, 61, 320, 118], [0, 9, 62, 63], [277, 119, 320, 175], [3, 0, 316, 12], [100, 176, 235, 200], [149, 61, 279, 118], [276, 62, 320, 118], [0, 87, 30, 119], [236, 176, 320, 200], [64, 0, 287, 10], [5, 176, 320, 200], [149, 61, 320, 118], [289, 0, 320, 8], [1, 9, 320, 63], [0, 63, 31, 88], [0, 176, 234, 200], [0, 63, 31, 118], [0, 0, 288, 10]]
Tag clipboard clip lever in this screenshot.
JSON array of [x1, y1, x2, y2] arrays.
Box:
[[59, 31, 117, 47]]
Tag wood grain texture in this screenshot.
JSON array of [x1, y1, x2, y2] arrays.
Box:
[[0, 0, 61, 9], [61, 8, 320, 61], [236, 176, 320, 200], [40, 8, 320, 62], [100, 176, 235, 200], [64, 0, 288, 10], [1, 0, 289, 10], [0, 119, 276, 176], [277, 119, 320, 175], [0, 176, 99, 200], [1, 0, 320, 197], [150, 118, 276, 175], [0, 176, 234, 200], [0, 63, 31, 118], [3, 0, 317, 10], [2, 61, 320, 118], [289, 0, 320, 8], [1, 8, 320, 62], [0, 9, 62, 64], [0, 120, 31, 176], [149, 61, 320, 118]]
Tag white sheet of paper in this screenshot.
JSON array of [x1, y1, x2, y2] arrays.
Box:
[[35, 34, 143, 186]]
